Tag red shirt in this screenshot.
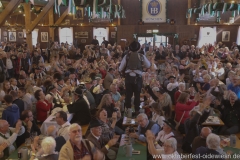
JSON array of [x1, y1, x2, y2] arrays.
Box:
[[175, 101, 198, 124], [36, 100, 51, 122], [71, 141, 91, 160]]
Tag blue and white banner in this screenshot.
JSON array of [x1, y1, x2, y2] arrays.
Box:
[[142, 0, 166, 23]]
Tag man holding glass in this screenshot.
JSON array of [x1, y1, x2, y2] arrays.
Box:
[[16, 110, 41, 148]]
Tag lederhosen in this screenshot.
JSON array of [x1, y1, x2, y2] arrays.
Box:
[[0, 130, 16, 160]]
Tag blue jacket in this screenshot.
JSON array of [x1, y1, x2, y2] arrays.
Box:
[[2, 104, 19, 127]]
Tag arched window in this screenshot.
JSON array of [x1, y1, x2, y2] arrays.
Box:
[[59, 27, 73, 44]]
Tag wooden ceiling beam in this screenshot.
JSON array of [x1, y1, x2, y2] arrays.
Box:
[[54, 8, 69, 25], [29, 0, 54, 31], [0, 0, 22, 26]]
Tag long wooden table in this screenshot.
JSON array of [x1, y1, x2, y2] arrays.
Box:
[[116, 134, 147, 160], [202, 116, 225, 126], [122, 117, 138, 127], [222, 136, 240, 160]]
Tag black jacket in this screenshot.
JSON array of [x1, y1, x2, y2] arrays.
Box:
[[67, 97, 91, 125], [16, 120, 41, 148]]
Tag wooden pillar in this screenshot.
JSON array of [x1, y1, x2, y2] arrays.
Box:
[[29, 0, 55, 31], [24, 3, 33, 51], [49, 7, 54, 41], [187, 0, 191, 25]]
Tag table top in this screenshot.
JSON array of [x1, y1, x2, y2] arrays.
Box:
[[122, 117, 138, 126], [116, 134, 147, 160], [222, 136, 240, 160], [202, 116, 225, 126], [40, 113, 73, 135]]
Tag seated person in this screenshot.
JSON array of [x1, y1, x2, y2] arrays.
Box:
[[47, 125, 66, 153], [192, 127, 212, 154], [10, 90, 24, 117], [195, 133, 226, 160], [146, 133, 181, 160], [56, 111, 70, 141], [16, 110, 41, 148], [218, 91, 240, 135], [30, 137, 58, 160], [0, 120, 24, 159], [46, 85, 64, 108], [59, 123, 105, 160], [2, 95, 19, 127], [128, 113, 160, 143], [182, 100, 211, 153], [151, 119, 175, 152], [87, 119, 119, 160]]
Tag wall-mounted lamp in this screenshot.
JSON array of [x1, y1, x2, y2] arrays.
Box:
[[170, 19, 175, 25], [138, 19, 144, 25]]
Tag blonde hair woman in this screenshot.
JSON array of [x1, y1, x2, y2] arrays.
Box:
[[152, 87, 172, 119]]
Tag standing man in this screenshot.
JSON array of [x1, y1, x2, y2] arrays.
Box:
[[119, 41, 151, 113], [91, 36, 99, 46], [102, 37, 109, 48], [67, 87, 91, 125]]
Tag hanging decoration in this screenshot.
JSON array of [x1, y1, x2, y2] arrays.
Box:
[[186, 2, 240, 23], [82, 0, 125, 23]]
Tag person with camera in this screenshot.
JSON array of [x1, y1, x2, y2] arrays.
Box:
[[87, 119, 119, 160], [97, 95, 124, 135], [127, 113, 160, 143]]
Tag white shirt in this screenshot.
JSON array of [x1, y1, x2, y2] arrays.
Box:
[[167, 82, 179, 91], [57, 121, 70, 141], [155, 131, 175, 150], [6, 58, 13, 69], [0, 126, 25, 154]]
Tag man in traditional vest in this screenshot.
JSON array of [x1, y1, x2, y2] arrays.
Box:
[[119, 41, 151, 113], [128, 113, 160, 143], [0, 120, 25, 160]]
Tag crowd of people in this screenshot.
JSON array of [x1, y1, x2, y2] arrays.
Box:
[[0, 37, 239, 160]]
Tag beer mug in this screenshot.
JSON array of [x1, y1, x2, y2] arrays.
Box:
[[123, 143, 132, 157]]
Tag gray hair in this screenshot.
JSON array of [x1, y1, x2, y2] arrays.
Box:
[[137, 113, 148, 120], [47, 125, 57, 138], [206, 133, 220, 150], [165, 138, 177, 151], [68, 123, 81, 134], [203, 74, 211, 80], [41, 137, 56, 155]]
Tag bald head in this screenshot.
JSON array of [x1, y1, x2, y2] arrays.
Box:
[[47, 125, 57, 138], [201, 127, 211, 138], [0, 120, 9, 134]]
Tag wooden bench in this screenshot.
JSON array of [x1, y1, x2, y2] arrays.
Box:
[[236, 132, 240, 139]]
